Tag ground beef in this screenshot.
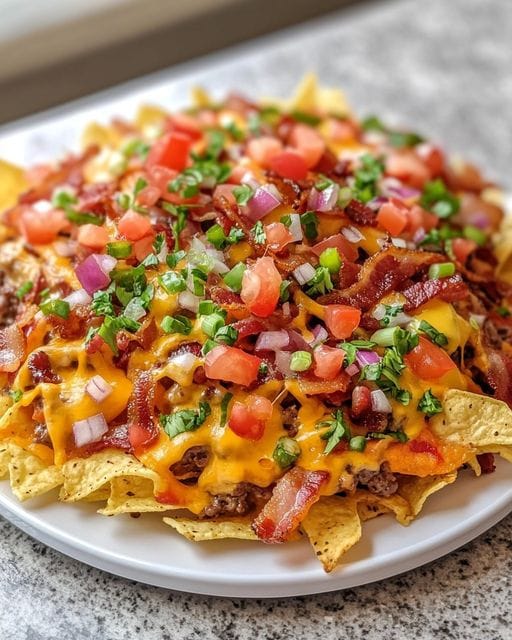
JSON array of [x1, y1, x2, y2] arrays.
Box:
[[201, 482, 273, 518], [356, 464, 398, 497], [0, 271, 19, 328], [170, 446, 210, 483], [281, 405, 299, 437], [33, 423, 51, 447]]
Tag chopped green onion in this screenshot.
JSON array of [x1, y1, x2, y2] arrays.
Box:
[[107, 241, 132, 259], [223, 263, 246, 292], [159, 271, 186, 294], [202, 313, 225, 338], [161, 315, 192, 335], [463, 225, 486, 246], [206, 224, 227, 249], [497, 306, 511, 318], [279, 280, 291, 302], [300, 211, 319, 240], [370, 326, 399, 347], [16, 281, 33, 299], [319, 247, 342, 274], [314, 175, 334, 191], [198, 300, 219, 315], [349, 435, 366, 452], [428, 262, 455, 279], [273, 437, 301, 468], [65, 210, 104, 226], [219, 392, 233, 428], [290, 350, 312, 372], [201, 338, 217, 355], [280, 214, 292, 228], [233, 184, 254, 206], [39, 298, 70, 319], [214, 325, 238, 346]]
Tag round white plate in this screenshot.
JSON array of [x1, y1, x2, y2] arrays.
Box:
[[0, 458, 510, 597]]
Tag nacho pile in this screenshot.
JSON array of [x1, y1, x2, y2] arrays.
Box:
[[1, 76, 511, 572]]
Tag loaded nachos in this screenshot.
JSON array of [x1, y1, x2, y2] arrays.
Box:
[[0, 76, 511, 572]]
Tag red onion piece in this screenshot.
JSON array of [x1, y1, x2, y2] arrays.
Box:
[[341, 225, 364, 243], [75, 254, 117, 295], [413, 227, 426, 244], [370, 389, 392, 413], [288, 214, 303, 242], [307, 183, 339, 212], [246, 184, 282, 221], [255, 330, 289, 352], [367, 196, 388, 211], [275, 350, 293, 376], [292, 263, 316, 285], [178, 290, 202, 312], [344, 363, 360, 376], [86, 375, 113, 403], [285, 329, 311, 353], [64, 288, 92, 309], [355, 350, 381, 367], [170, 352, 199, 374], [387, 186, 421, 199], [310, 324, 328, 347], [73, 413, 108, 447]]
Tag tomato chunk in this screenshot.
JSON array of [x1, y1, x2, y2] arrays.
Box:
[[204, 345, 262, 386], [324, 305, 361, 339], [376, 201, 408, 236], [313, 344, 345, 380], [228, 395, 272, 441], [265, 222, 293, 251], [146, 131, 192, 171], [385, 151, 430, 189], [246, 136, 283, 168], [404, 336, 456, 380], [289, 124, 325, 169], [252, 466, 329, 543], [269, 150, 308, 181], [312, 233, 358, 262], [241, 256, 282, 318], [19, 207, 68, 245], [77, 224, 109, 249], [118, 210, 153, 241], [451, 237, 477, 264]]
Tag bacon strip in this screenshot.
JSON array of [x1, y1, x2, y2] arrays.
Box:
[[28, 351, 60, 384], [401, 274, 469, 312], [252, 466, 329, 543], [0, 324, 25, 373], [127, 371, 159, 451], [319, 246, 440, 311], [344, 199, 377, 226]]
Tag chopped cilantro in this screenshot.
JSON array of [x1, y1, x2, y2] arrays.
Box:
[[160, 402, 211, 439], [418, 389, 443, 416], [233, 184, 254, 206], [300, 211, 319, 240], [306, 266, 333, 296], [319, 410, 350, 455], [251, 221, 267, 244], [379, 304, 404, 327], [338, 340, 377, 367], [418, 320, 448, 347], [91, 289, 115, 317], [353, 153, 384, 203]]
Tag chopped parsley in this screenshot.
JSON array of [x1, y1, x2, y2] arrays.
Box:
[[160, 402, 211, 439], [300, 211, 319, 240], [319, 410, 350, 454], [353, 153, 384, 203], [251, 221, 267, 244], [417, 389, 443, 416], [306, 266, 333, 296], [338, 340, 377, 366], [379, 304, 404, 327]]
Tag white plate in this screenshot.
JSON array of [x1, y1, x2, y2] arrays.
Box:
[[0, 29, 511, 598]]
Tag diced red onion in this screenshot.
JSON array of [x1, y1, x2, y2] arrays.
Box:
[[372, 304, 412, 327], [282, 302, 291, 317], [310, 324, 328, 347], [275, 350, 293, 376], [386, 185, 421, 199], [345, 363, 360, 376], [370, 389, 392, 413], [367, 196, 388, 211], [285, 329, 311, 353], [342, 225, 364, 243], [255, 330, 289, 352], [170, 352, 199, 374], [391, 237, 407, 248], [413, 227, 426, 244], [288, 213, 303, 242], [73, 413, 108, 448], [64, 288, 92, 309], [246, 184, 282, 221], [86, 375, 113, 403], [54, 240, 78, 257], [356, 350, 381, 367], [307, 183, 339, 212], [178, 290, 202, 312], [240, 171, 260, 190], [467, 212, 490, 229], [75, 254, 117, 295], [293, 263, 316, 285]]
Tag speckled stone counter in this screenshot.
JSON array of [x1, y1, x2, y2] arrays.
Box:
[[1, 0, 511, 637]]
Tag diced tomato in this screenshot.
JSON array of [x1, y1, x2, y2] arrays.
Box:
[[228, 394, 273, 441], [146, 131, 192, 171], [289, 124, 325, 169], [325, 118, 357, 142], [226, 164, 247, 185], [376, 201, 408, 236], [265, 222, 293, 251], [246, 136, 283, 168], [351, 385, 371, 417], [404, 336, 456, 380], [168, 113, 203, 140], [252, 466, 330, 543], [19, 207, 68, 245], [313, 344, 345, 380], [385, 151, 430, 189], [147, 165, 177, 193], [312, 233, 358, 263], [416, 143, 444, 177], [324, 305, 361, 339], [241, 256, 282, 318], [213, 183, 236, 206], [136, 185, 161, 207], [133, 234, 155, 261], [406, 205, 438, 234], [118, 210, 153, 241], [451, 237, 477, 264], [77, 224, 109, 249], [268, 150, 308, 181], [204, 344, 262, 386]]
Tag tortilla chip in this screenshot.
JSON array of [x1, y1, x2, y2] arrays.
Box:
[[7, 444, 63, 501], [0, 159, 27, 212], [357, 500, 390, 522], [397, 472, 458, 521], [301, 496, 362, 572], [0, 441, 11, 478], [355, 490, 411, 526], [163, 516, 258, 542], [99, 476, 173, 515], [135, 104, 169, 131], [81, 122, 123, 150], [432, 390, 512, 447], [81, 485, 111, 503], [59, 449, 159, 502]]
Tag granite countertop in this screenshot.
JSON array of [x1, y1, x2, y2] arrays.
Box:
[[1, 0, 511, 637]]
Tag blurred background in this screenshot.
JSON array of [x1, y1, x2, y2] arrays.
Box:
[[0, 0, 510, 186]]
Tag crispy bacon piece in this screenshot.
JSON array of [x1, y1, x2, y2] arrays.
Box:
[[78, 424, 133, 457], [28, 351, 60, 384], [401, 274, 469, 312], [252, 466, 329, 543], [409, 438, 444, 463], [232, 317, 266, 343], [0, 324, 25, 372], [127, 371, 159, 451], [320, 246, 439, 311], [476, 452, 496, 474], [337, 261, 361, 289], [344, 199, 377, 226], [486, 350, 512, 407], [298, 372, 351, 396]]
